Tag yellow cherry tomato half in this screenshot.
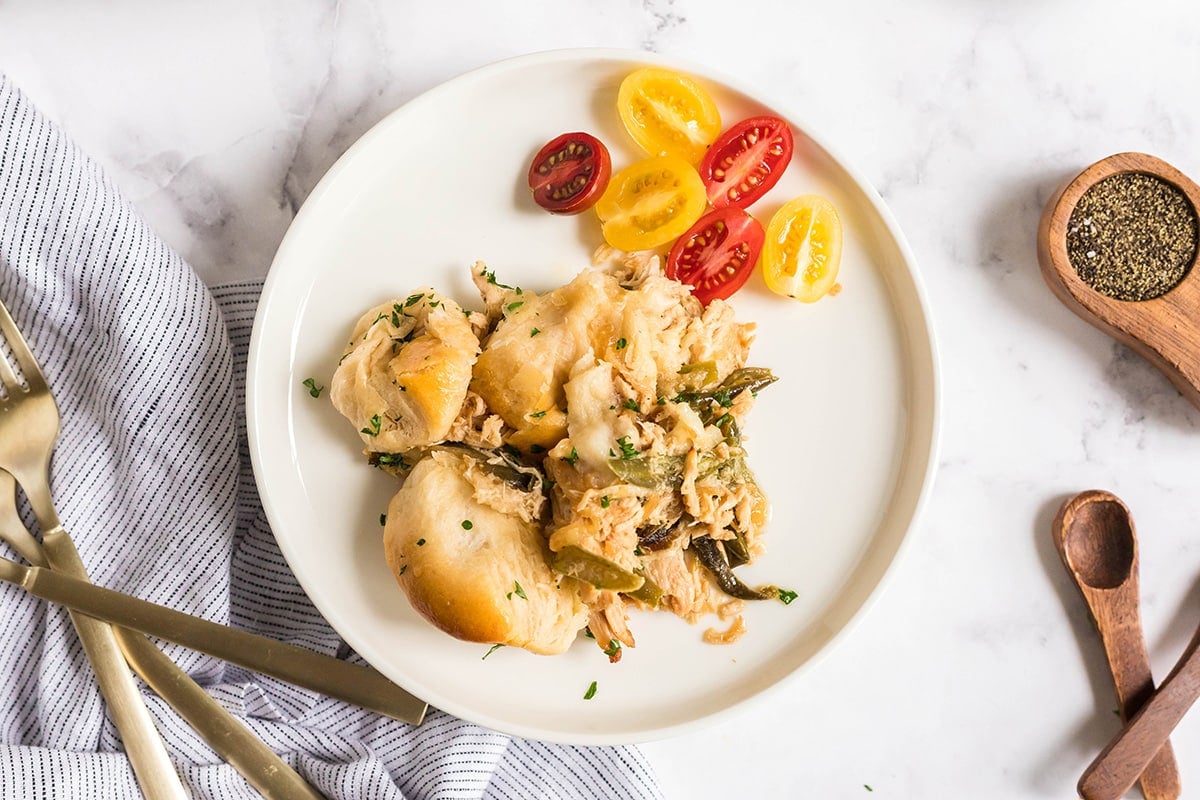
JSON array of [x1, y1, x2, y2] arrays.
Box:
[[760, 195, 844, 303], [595, 154, 708, 252], [617, 67, 722, 165]]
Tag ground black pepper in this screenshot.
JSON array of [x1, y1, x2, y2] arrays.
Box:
[[1066, 172, 1197, 301]]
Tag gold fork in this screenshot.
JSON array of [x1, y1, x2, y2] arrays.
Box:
[[0, 297, 321, 799], [0, 469, 325, 798], [0, 300, 184, 798]]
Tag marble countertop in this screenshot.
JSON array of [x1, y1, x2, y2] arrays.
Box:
[[5, 1, 1200, 796]]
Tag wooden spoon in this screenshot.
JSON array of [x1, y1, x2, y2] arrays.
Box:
[[1037, 152, 1200, 411], [1052, 490, 1181, 800], [1081, 614, 1200, 800]]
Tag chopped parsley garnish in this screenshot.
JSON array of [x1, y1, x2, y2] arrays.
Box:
[[373, 452, 408, 470], [481, 268, 515, 290], [416, 538, 426, 547], [529, 410, 547, 419], [530, 327, 541, 337], [583, 627, 595, 639], [461, 520, 473, 530], [390, 310, 401, 326], [482, 644, 504, 660], [397, 564, 407, 575], [583, 681, 598, 700], [372, 312, 388, 326], [602, 639, 621, 658], [616, 436, 638, 459], [565, 447, 579, 466], [713, 389, 734, 408], [379, 513, 387, 526], [864, 787, 873, 793], [600, 496, 610, 509], [508, 581, 527, 600], [506, 301, 524, 312], [360, 414, 381, 436], [777, 588, 798, 605], [621, 398, 640, 412], [404, 293, 425, 307], [615, 337, 627, 350], [656, 396, 667, 405], [302, 378, 324, 398]]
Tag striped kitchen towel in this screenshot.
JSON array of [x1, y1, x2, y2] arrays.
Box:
[[0, 74, 663, 800]]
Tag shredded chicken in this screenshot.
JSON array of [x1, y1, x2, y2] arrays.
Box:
[[703, 615, 746, 645], [332, 258, 783, 657]]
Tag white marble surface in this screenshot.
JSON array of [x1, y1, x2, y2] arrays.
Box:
[[5, 0, 1200, 796]]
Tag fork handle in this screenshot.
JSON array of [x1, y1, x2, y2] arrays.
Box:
[[6, 553, 427, 724], [41, 530, 188, 800], [115, 629, 326, 800]]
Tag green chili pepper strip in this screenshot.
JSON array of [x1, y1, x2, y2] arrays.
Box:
[[607, 451, 731, 489], [675, 366, 778, 406], [552, 545, 644, 592], [691, 536, 780, 601], [724, 529, 752, 568], [677, 360, 719, 387], [431, 442, 540, 491], [627, 571, 664, 607], [607, 454, 685, 488], [637, 520, 685, 551]]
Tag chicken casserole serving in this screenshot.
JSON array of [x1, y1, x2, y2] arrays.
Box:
[[330, 252, 789, 659]]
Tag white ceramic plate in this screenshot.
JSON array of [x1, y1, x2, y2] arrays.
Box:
[[247, 49, 939, 744]]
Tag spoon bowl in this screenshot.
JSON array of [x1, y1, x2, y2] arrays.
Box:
[[1059, 494, 1136, 590], [1052, 490, 1180, 800]]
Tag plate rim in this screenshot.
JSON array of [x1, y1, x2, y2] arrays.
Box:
[[246, 46, 942, 744]]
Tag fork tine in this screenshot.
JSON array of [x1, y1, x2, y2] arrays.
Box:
[[0, 348, 22, 397], [0, 296, 48, 393], [0, 469, 44, 567]]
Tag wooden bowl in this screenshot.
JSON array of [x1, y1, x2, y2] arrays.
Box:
[[1037, 152, 1200, 410]]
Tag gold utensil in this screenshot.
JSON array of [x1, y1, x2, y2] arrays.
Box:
[[0, 299, 184, 799], [0, 552, 427, 723], [0, 470, 325, 800]]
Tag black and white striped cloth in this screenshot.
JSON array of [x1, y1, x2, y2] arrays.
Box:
[[0, 75, 664, 800]]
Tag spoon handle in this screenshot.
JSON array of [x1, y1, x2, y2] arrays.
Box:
[[1079, 626, 1200, 800], [1089, 601, 1181, 800]]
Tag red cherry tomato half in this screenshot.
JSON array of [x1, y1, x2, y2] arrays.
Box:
[[666, 207, 765, 305], [699, 116, 794, 209], [527, 132, 612, 214]]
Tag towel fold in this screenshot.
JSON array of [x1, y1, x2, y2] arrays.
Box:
[[0, 74, 663, 800]]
